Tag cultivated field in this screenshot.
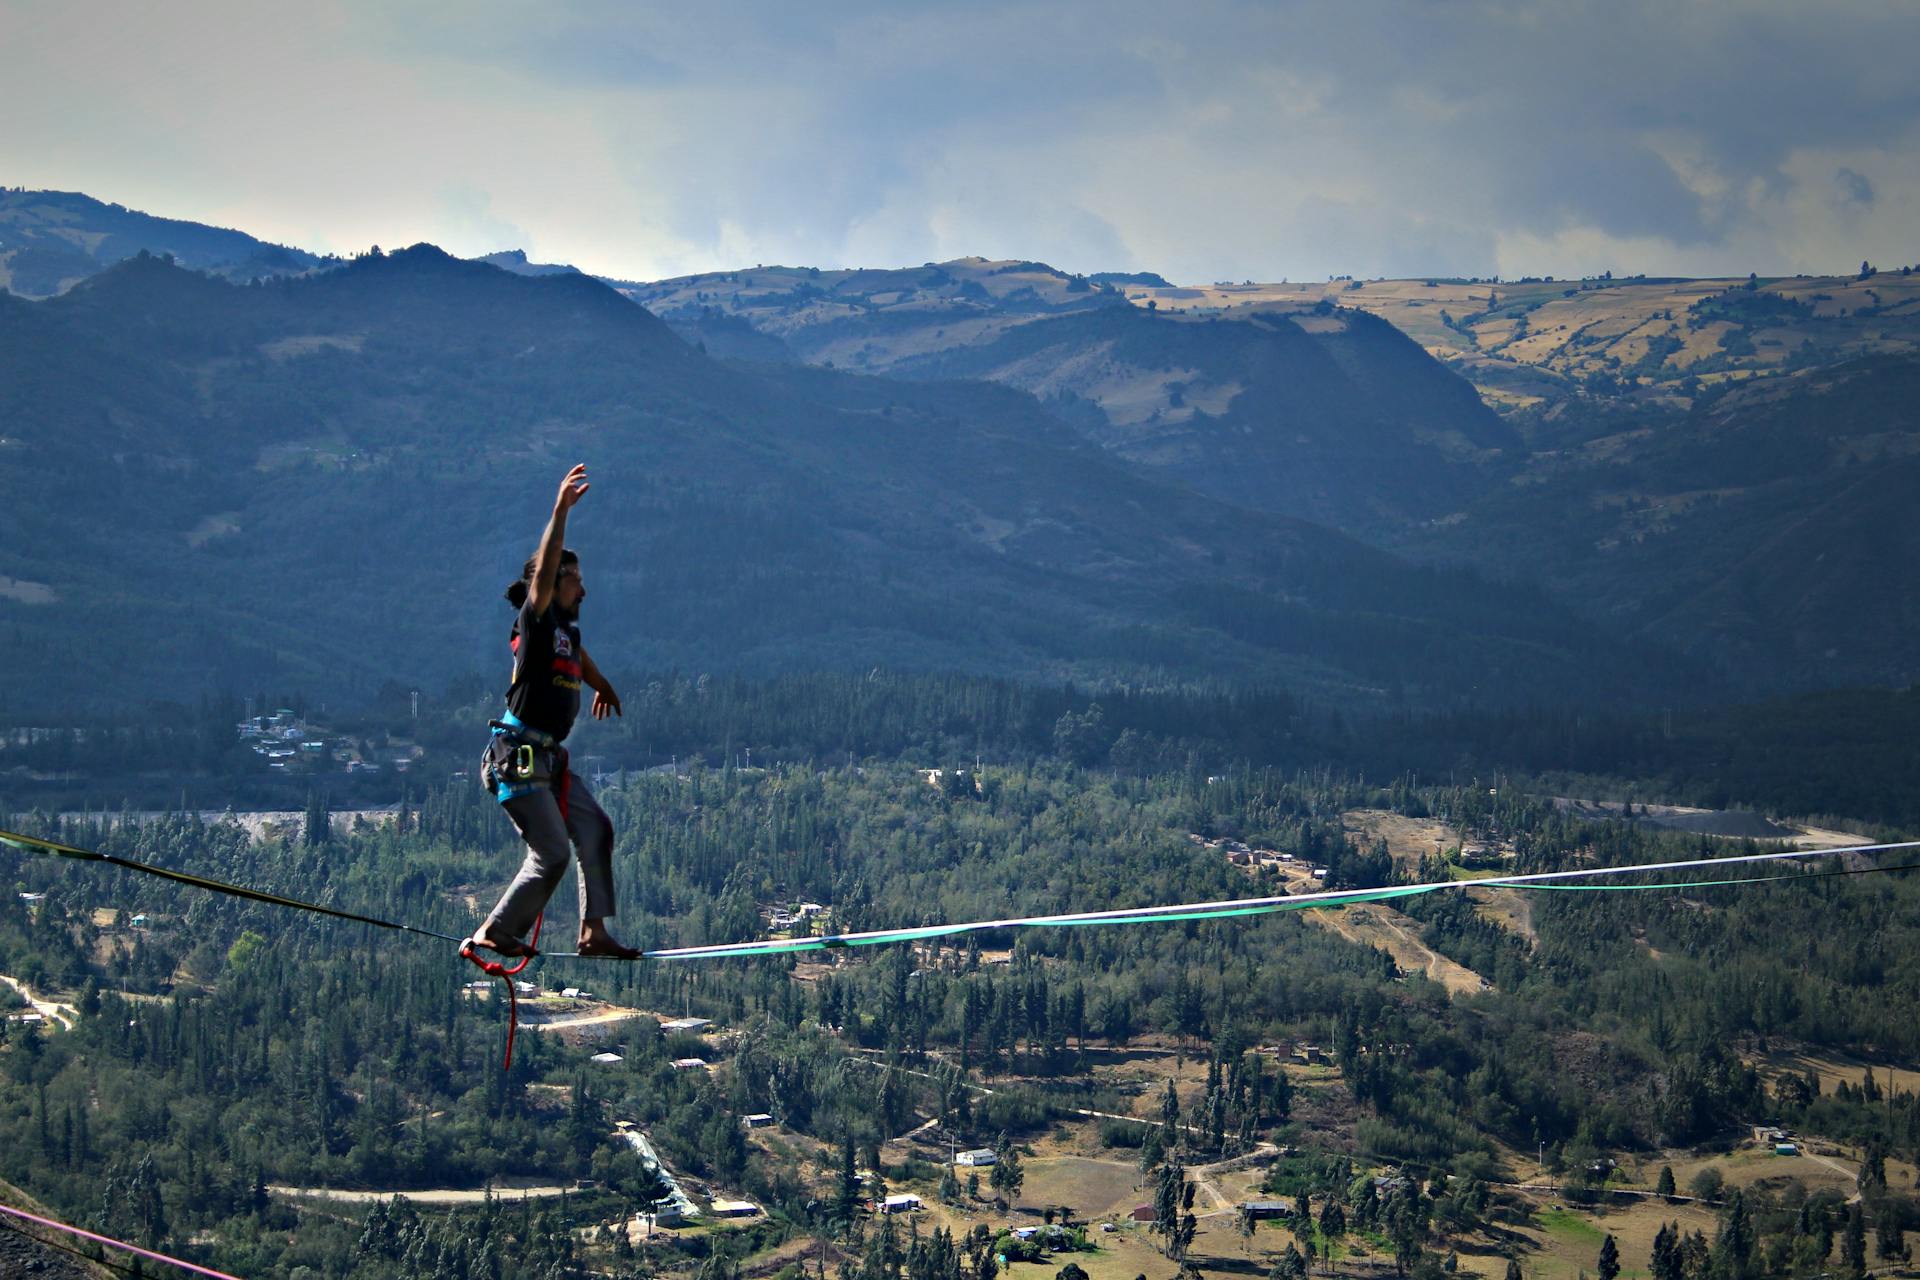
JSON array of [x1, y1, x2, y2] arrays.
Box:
[[1124, 271, 1920, 410]]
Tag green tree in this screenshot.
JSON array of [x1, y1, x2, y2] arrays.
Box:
[[989, 1133, 1024, 1208], [1688, 1167, 1723, 1203], [1843, 1204, 1867, 1280], [1875, 1200, 1909, 1262], [836, 1134, 862, 1231], [1597, 1234, 1620, 1280], [1860, 1139, 1887, 1192], [1650, 1223, 1681, 1280], [1657, 1166, 1676, 1200]]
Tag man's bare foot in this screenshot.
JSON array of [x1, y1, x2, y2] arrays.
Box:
[[577, 926, 642, 960], [465, 928, 536, 958]]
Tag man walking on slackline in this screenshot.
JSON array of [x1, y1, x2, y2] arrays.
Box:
[[466, 463, 640, 960]]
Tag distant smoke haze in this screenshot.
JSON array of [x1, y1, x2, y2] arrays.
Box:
[[2, 0, 1915, 284]]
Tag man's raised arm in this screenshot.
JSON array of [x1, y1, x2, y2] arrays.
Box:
[[528, 464, 589, 615]]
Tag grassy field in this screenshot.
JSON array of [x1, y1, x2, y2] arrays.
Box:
[[1015, 1157, 1150, 1220]]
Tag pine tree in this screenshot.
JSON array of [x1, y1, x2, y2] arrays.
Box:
[[1598, 1234, 1620, 1280], [1153, 1163, 1185, 1255], [837, 1134, 863, 1231], [1875, 1200, 1909, 1262], [1651, 1223, 1680, 1280], [1844, 1204, 1867, 1280], [1657, 1166, 1676, 1200], [989, 1133, 1024, 1208]]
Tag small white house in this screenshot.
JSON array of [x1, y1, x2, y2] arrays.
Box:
[[879, 1194, 922, 1215], [954, 1148, 997, 1166], [742, 1114, 774, 1129], [710, 1199, 759, 1218], [591, 1052, 624, 1064], [672, 1057, 708, 1071], [662, 1017, 713, 1032]]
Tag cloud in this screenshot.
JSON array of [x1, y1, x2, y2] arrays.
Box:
[[1834, 167, 1876, 208], [3, 0, 1917, 282], [434, 186, 536, 259]]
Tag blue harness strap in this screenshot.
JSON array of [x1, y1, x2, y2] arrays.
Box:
[[487, 712, 565, 805]]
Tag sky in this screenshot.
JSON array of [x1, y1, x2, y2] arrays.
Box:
[[3, 0, 1916, 285]]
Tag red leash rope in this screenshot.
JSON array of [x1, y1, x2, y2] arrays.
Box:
[[461, 910, 542, 1070]]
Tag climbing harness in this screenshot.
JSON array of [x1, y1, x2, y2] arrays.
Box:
[[480, 711, 564, 804]]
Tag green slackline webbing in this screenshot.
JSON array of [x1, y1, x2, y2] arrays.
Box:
[[643, 839, 1920, 959], [7, 823, 1920, 963]]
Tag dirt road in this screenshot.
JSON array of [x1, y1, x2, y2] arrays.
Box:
[[1305, 902, 1490, 995], [525, 1006, 656, 1032], [0, 974, 77, 1029], [270, 1182, 576, 1205]]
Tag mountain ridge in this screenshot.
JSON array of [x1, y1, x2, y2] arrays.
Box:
[[0, 246, 1692, 712]]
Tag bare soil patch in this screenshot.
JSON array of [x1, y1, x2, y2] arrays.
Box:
[[1343, 810, 1461, 876], [1305, 903, 1491, 995], [1471, 889, 1538, 946]]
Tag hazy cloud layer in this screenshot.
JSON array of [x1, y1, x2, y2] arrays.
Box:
[[3, 0, 1915, 282]]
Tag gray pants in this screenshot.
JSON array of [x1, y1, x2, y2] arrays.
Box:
[[482, 772, 617, 942]]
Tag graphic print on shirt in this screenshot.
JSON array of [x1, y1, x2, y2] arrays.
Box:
[[506, 602, 583, 740], [550, 624, 582, 689]]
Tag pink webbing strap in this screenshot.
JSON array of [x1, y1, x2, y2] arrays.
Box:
[[0, 1198, 245, 1279]]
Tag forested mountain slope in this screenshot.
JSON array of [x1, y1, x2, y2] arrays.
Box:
[[1423, 355, 1920, 688], [0, 248, 1672, 711], [0, 189, 325, 297], [6, 760, 1920, 1279], [630, 259, 1516, 538]]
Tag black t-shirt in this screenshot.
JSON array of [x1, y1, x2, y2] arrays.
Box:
[[505, 600, 583, 741]]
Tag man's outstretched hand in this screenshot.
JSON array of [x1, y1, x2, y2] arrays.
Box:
[[592, 688, 623, 719], [556, 463, 590, 512]]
